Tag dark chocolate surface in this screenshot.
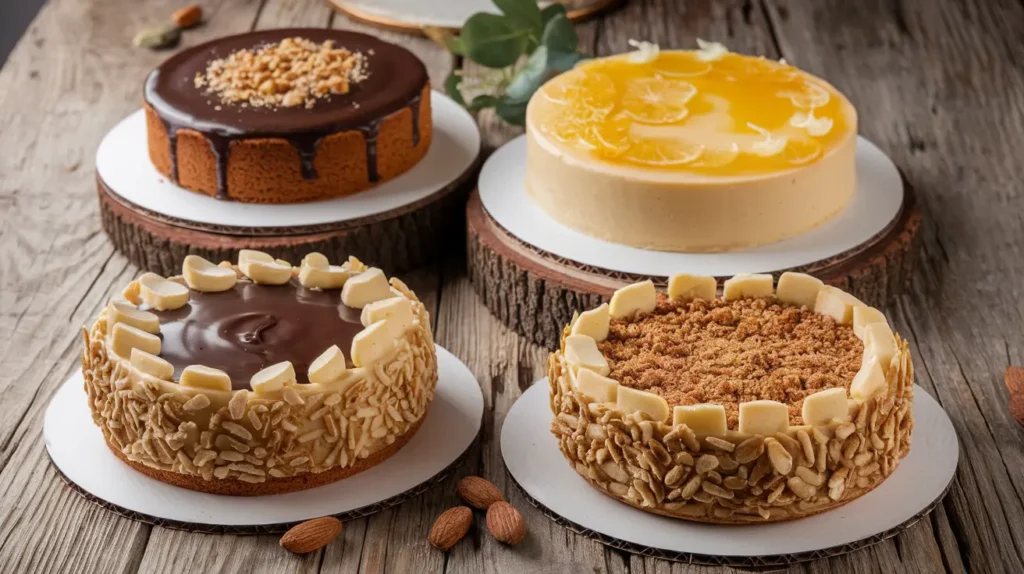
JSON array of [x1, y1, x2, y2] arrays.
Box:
[[150, 279, 364, 390]]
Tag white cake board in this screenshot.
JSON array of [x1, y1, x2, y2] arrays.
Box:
[[45, 346, 483, 533], [478, 135, 905, 277], [333, 0, 619, 30], [96, 91, 481, 230], [502, 380, 958, 564]]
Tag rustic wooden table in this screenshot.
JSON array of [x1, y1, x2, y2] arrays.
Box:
[[1, 0, 1022, 572]]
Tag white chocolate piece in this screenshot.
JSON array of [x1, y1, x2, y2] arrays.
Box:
[[240, 259, 292, 285], [616, 386, 670, 422], [180, 365, 232, 392], [301, 252, 329, 269], [573, 368, 618, 402], [673, 404, 728, 436], [341, 268, 393, 309], [250, 361, 296, 394], [122, 281, 142, 305], [814, 286, 863, 324], [853, 306, 888, 340], [299, 265, 350, 289], [360, 297, 414, 329], [863, 321, 898, 372], [801, 388, 849, 426], [776, 272, 824, 309], [182, 255, 237, 293], [308, 345, 347, 385], [563, 334, 610, 376], [570, 303, 610, 342], [723, 273, 774, 300], [319, 367, 366, 394], [851, 356, 887, 401], [138, 272, 189, 311], [110, 322, 161, 359], [106, 300, 159, 334], [608, 280, 656, 319], [351, 320, 396, 367], [130, 348, 173, 380], [738, 400, 790, 435], [238, 249, 274, 265], [667, 274, 716, 302]]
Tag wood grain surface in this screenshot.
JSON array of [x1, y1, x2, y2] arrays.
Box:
[[0, 0, 1021, 572]]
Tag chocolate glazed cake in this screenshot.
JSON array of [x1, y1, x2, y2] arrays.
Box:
[[143, 28, 432, 203]]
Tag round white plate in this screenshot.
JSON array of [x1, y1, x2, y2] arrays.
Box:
[[335, 0, 615, 30], [502, 380, 957, 561], [45, 346, 483, 530], [478, 135, 904, 277], [95, 91, 481, 229]]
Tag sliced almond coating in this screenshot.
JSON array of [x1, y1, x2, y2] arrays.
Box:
[[667, 274, 716, 302], [862, 321, 898, 373], [341, 268, 392, 309], [776, 272, 824, 309], [851, 356, 886, 401], [608, 280, 656, 319], [250, 361, 296, 394], [351, 320, 396, 367], [182, 255, 237, 292], [319, 367, 366, 394], [240, 259, 292, 285], [301, 252, 330, 269], [570, 303, 610, 342], [853, 306, 887, 340], [801, 388, 850, 426], [122, 281, 142, 305], [308, 345, 347, 385], [673, 404, 728, 436], [738, 400, 790, 435], [574, 368, 618, 402], [722, 273, 774, 300], [360, 297, 414, 328], [180, 365, 232, 392], [299, 265, 349, 289], [814, 286, 863, 324], [130, 348, 173, 380], [110, 322, 161, 359], [616, 386, 670, 422], [106, 300, 160, 334], [138, 272, 189, 311], [563, 334, 610, 376]]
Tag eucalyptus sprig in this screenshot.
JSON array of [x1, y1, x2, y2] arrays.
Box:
[[426, 0, 587, 126]]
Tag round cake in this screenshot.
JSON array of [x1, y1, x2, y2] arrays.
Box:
[[144, 28, 432, 203], [525, 41, 857, 252], [548, 272, 913, 523], [81, 252, 437, 495]]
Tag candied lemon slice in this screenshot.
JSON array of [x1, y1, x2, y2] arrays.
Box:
[[691, 142, 739, 167], [621, 78, 696, 124], [587, 114, 633, 156], [652, 57, 711, 77], [779, 80, 831, 108], [541, 70, 616, 110], [622, 136, 703, 166], [783, 137, 823, 165]]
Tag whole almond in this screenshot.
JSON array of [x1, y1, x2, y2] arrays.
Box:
[[428, 506, 473, 550], [485, 501, 526, 545], [280, 516, 343, 554], [172, 4, 203, 28], [456, 475, 504, 510]]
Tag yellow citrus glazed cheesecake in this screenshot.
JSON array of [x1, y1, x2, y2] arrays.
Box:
[[548, 272, 913, 523], [526, 41, 858, 252], [81, 251, 437, 495]]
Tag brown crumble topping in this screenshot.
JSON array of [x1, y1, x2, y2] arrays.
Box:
[[195, 37, 368, 109], [598, 295, 863, 427]]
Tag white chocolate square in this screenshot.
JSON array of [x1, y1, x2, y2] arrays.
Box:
[[240, 259, 292, 285], [673, 404, 728, 436], [130, 348, 173, 380], [608, 280, 656, 319], [250, 361, 296, 394], [106, 301, 159, 334], [110, 322, 161, 359], [851, 356, 887, 401], [616, 386, 670, 422], [723, 273, 774, 300], [667, 274, 716, 302], [238, 249, 274, 264], [138, 272, 189, 311], [360, 297, 414, 329], [853, 306, 888, 340], [801, 387, 850, 426], [182, 255, 237, 293], [341, 268, 393, 309], [814, 286, 863, 324], [319, 367, 366, 394], [351, 320, 396, 367], [301, 252, 329, 269], [776, 272, 824, 309], [863, 321, 898, 373], [573, 368, 619, 403], [738, 400, 790, 435], [181, 365, 232, 392], [299, 265, 349, 290], [563, 335, 610, 376], [570, 303, 610, 342], [308, 345, 347, 385]]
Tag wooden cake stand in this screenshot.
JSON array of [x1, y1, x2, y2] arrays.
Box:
[[467, 137, 921, 349]]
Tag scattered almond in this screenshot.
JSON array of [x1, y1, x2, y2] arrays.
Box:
[[428, 506, 472, 550], [280, 517, 343, 554], [1006, 366, 1024, 426], [172, 4, 203, 29], [456, 476, 504, 510], [485, 501, 526, 545]]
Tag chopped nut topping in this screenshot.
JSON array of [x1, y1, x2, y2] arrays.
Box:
[[195, 37, 368, 109]]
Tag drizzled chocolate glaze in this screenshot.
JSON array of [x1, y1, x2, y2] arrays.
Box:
[[151, 280, 364, 390], [144, 28, 428, 199]]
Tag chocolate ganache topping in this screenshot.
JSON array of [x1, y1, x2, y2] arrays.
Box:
[[150, 279, 364, 390], [144, 28, 428, 199]]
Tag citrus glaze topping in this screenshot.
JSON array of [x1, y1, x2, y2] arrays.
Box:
[[533, 49, 851, 175]]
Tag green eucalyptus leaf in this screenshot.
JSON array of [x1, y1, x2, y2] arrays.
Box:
[[493, 0, 543, 34], [541, 13, 578, 54], [424, 26, 465, 55], [540, 3, 567, 25], [468, 94, 502, 111], [461, 13, 530, 68], [495, 99, 528, 126], [505, 45, 549, 102], [547, 49, 587, 72], [444, 70, 466, 107]]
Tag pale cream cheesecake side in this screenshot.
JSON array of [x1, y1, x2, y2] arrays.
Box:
[[526, 42, 858, 253], [548, 272, 913, 523]]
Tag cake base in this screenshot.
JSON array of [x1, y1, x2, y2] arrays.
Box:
[[328, 0, 624, 32]]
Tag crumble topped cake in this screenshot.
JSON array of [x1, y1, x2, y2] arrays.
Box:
[[81, 252, 437, 495], [549, 273, 913, 523], [143, 28, 432, 203]]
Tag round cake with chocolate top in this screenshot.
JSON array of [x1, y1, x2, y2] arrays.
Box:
[[81, 251, 437, 495], [144, 28, 432, 203], [549, 272, 913, 523]]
